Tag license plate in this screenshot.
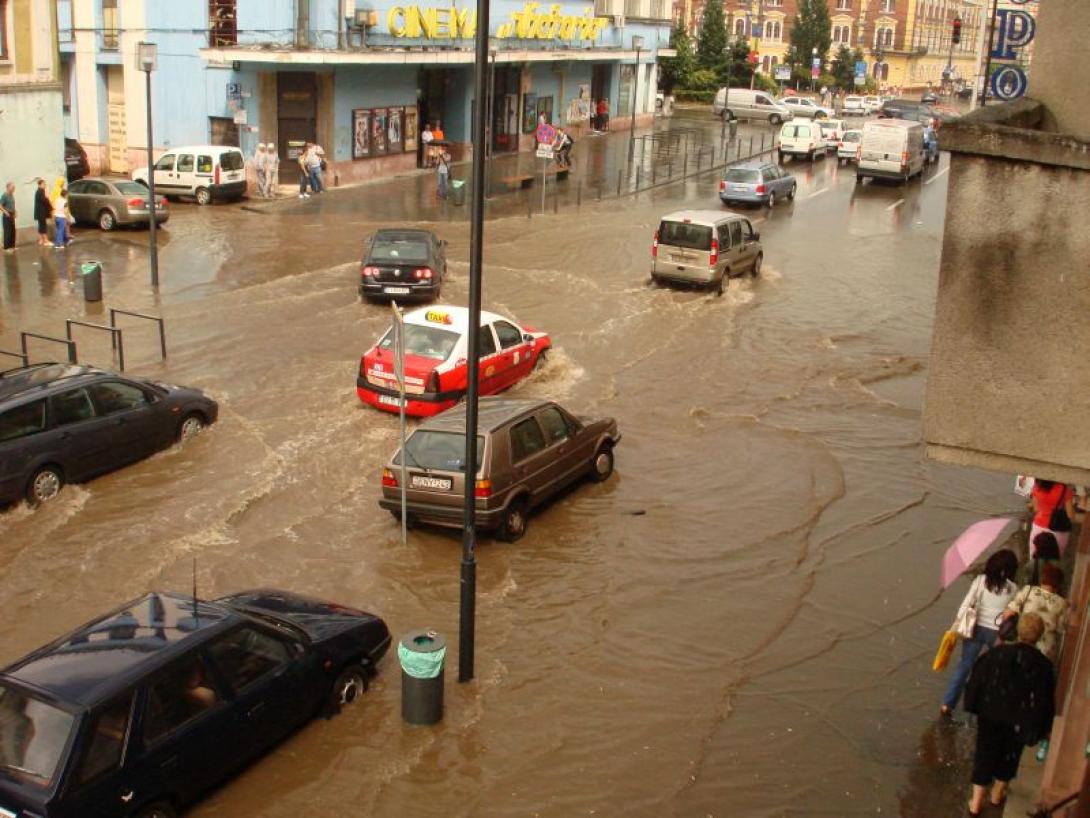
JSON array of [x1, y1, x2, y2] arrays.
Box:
[[383, 286, 411, 294], [378, 394, 404, 407], [410, 474, 453, 491]]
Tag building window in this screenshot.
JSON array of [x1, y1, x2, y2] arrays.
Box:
[[102, 0, 119, 50], [209, 0, 237, 47], [733, 18, 747, 36], [833, 24, 851, 43], [835, 0, 851, 9], [764, 20, 781, 41], [881, 0, 894, 12], [765, 0, 782, 7], [875, 27, 894, 48]]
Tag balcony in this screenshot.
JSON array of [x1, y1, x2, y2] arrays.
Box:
[[209, 0, 238, 47]]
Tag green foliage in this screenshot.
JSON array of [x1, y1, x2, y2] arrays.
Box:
[[722, 38, 755, 87], [688, 68, 720, 91], [789, 0, 833, 75], [659, 22, 696, 94], [673, 89, 718, 103], [754, 72, 781, 94], [831, 44, 854, 89], [696, 0, 728, 74]]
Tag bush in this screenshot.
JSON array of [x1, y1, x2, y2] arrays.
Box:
[[673, 89, 717, 103], [754, 73, 781, 95], [688, 68, 720, 91]]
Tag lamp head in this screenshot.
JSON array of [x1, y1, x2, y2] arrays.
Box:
[[137, 41, 158, 72]]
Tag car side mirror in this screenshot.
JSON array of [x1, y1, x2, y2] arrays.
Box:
[[522, 333, 533, 343], [752, 231, 760, 241]]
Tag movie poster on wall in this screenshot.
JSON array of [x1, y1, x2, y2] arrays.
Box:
[[372, 108, 389, 154], [522, 93, 538, 133], [388, 107, 404, 153], [352, 109, 370, 159], [404, 106, 418, 152]]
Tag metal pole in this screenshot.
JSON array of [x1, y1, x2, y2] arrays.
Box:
[[577, 178, 582, 207], [541, 159, 546, 214], [144, 68, 159, 288], [394, 305, 407, 546], [485, 51, 496, 199], [459, 0, 490, 685], [978, 0, 1000, 109], [616, 168, 622, 196], [628, 46, 640, 164]]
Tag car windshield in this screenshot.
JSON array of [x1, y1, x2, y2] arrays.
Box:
[[657, 221, 712, 251], [220, 151, 245, 171], [725, 169, 760, 183], [371, 239, 430, 263], [394, 430, 484, 472], [0, 685, 75, 789], [114, 181, 147, 195], [378, 325, 460, 361]]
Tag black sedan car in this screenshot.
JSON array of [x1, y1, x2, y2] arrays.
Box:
[[359, 228, 447, 302], [0, 590, 390, 818], [64, 138, 90, 183], [0, 364, 218, 506]]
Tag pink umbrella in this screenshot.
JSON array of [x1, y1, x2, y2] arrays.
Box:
[[941, 517, 1018, 588]]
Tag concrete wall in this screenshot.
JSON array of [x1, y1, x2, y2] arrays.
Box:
[[0, 88, 66, 230], [923, 99, 1090, 485], [1026, 0, 1089, 138]]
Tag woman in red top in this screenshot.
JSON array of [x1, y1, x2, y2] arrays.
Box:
[[1030, 480, 1075, 555]]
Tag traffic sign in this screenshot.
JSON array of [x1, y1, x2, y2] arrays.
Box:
[[991, 65, 1028, 100], [535, 145, 555, 160], [535, 122, 556, 145]]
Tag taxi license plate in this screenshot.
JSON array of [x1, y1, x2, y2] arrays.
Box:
[[411, 474, 453, 491], [384, 286, 411, 294], [378, 395, 404, 407]]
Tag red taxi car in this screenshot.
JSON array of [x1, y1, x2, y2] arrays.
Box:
[[356, 306, 551, 417]]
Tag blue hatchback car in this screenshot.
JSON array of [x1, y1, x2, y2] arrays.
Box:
[[719, 161, 797, 207]]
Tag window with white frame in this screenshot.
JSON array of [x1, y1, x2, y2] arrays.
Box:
[[833, 24, 851, 43], [835, 0, 851, 9], [733, 17, 747, 36], [764, 20, 781, 41], [875, 27, 893, 47], [880, 0, 894, 11]]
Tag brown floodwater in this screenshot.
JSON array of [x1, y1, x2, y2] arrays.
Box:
[[0, 122, 1022, 816]]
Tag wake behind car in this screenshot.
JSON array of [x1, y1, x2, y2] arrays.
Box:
[[719, 162, 796, 208], [359, 229, 447, 302], [0, 364, 217, 506], [356, 306, 551, 417], [0, 589, 389, 818], [379, 397, 620, 541]]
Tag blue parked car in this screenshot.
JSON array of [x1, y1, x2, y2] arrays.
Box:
[[718, 161, 797, 208], [923, 127, 940, 163]]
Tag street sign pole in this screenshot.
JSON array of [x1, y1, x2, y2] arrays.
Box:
[[392, 302, 407, 546]]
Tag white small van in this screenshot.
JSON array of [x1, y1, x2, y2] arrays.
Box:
[[713, 88, 793, 125], [132, 145, 247, 205], [777, 121, 826, 162], [856, 119, 925, 183]]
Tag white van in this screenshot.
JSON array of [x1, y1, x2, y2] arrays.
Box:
[[132, 145, 247, 205], [856, 119, 925, 183], [777, 121, 826, 162], [713, 88, 793, 125]]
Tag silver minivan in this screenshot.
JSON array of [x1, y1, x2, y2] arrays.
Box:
[[651, 210, 763, 294], [856, 119, 926, 183], [713, 88, 793, 125]]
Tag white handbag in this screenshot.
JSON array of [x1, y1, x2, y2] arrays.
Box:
[[952, 576, 983, 639]]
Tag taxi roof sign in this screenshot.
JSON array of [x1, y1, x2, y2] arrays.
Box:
[[425, 309, 453, 324]]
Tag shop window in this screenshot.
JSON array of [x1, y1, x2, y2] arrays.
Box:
[[102, 0, 119, 50], [209, 0, 237, 47], [209, 116, 240, 147]]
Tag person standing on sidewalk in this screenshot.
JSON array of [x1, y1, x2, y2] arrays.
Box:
[[254, 143, 268, 199], [1029, 479, 1075, 554], [33, 180, 52, 246], [297, 143, 311, 198], [1, 182, 16, 252], [436, 150, 450, 199], [265, 143, 280, 197], [53, 188, 70, 249], [306, 143, 325, 194]]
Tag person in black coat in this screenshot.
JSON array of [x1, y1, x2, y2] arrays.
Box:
[[963, 611, 1055, 815], [33, 179, 52, 246]]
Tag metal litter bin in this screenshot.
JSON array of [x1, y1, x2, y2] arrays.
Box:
[[450, 179, 466, 206], [728, 118, 738, 139], [399, 630, 446, 725], [80, 261, 103, 302]]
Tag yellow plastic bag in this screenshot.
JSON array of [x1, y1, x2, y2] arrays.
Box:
[[932, 630, 957, 672]]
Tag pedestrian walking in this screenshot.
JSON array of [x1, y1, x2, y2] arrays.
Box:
[[596, 98, 610, 132], [264, 143, 280, 197], [1, 182, 16, 252], [963, 612, 1055, 816], [297, 143, 311, 198], [53, 187, 70, 249], [553, 127, 574, 169], [999, 563, 1068, 662], [436, 150, 450, 199], [33, 179, 52, 245], [254, 143, 268, 199], [939, 549, 1018, 717], [1029, 479, 1074, 554]]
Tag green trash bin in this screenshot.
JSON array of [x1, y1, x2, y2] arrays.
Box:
[[80, 261, 103, 302], [450, 179, 466, 206], [399, 630, 446, 725], [728, 118, 738, 140]]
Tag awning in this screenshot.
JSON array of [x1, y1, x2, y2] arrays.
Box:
[[200, 46, 657, 67]]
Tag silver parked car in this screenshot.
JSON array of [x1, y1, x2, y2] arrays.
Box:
[[651, 209, 763, 294], [67, 177, 169, 231]]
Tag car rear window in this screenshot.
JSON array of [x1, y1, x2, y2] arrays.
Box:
[[378, 325, 460, 361], [219, 151, 245, 171], [394, 430, 483, 472], [371, 240, 430, 263], [725, 169, 760, 183], [657, 221, 712, 251], [842, 132, 862, 142], [0, 685, 76, 789], [0, 400, 46, 442], [782, 124, 811, 138], [114, 181, 147, 195]]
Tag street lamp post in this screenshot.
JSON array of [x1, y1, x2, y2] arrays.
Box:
[[137, 42, 159, 288], [627, 34, 644, 164], [811, 46, 818, 92]]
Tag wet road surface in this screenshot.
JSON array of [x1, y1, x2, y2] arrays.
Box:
[[0, 115, 1021, 816]]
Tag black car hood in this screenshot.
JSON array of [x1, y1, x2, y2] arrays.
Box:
[[215, 589, 384, 642]]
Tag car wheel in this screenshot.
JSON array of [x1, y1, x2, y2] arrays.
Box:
[[331, 664, 369, 710], [808, 151, 816, 163], [98, 210, 116, 231], [777, 151, 785, 164], [178, 413, 206, 442], [787, 183, 797, 200], [766, 191, 775, 208], [500, 497, 528, 543], [855, 174, 863, 184], [769, 114, 782, 125], [590, 444, 615, 483], [135, 803, 177, 818], [195, 187, 212, 206], [716, 270, 728, 296], [751, 253, 763, 278], [27, 465, 64, 505], [533, 347, 550, 370]]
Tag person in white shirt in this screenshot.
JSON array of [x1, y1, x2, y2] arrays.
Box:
[[941, 549, 1019, 716], [264, 143, 279, 197], [254, 144, 267, 198], [53, 189, 71, 249]]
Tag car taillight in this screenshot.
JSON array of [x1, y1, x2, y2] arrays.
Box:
[[902, 150, 909, 164], [362, 265, 378, 277], [382, 468, 398, 488], [425, 371, 440, 393], [413, 268, 433, 279], [652, 230, 659, 259], [474, 479, 492, 498], [755, 184, 766, 194], [214, 164, 221, 185], [127, 197, 145, 207], [718, 180, 726, 192], [709, 238, 719, 266]]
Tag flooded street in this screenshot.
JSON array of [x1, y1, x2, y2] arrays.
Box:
[[0, 117, 1021, 816]]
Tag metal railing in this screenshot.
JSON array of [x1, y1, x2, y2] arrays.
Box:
[[0, 349, 29, 368], [66, 320, 125, 371], [109, 308, 167, 361], [21, 332, 77, 365]]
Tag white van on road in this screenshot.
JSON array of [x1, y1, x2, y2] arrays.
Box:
[[856, 119, 926, 183], [777, 121, 827, 162], [132, 145, 247, 205], [712, 88, 793, 125]]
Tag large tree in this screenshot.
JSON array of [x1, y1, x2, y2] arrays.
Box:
[[660, 21, 696, 93], [696, 0, 728, 75], [789, 0, 834, 77], [831, 44, 854, 89], [722, 37, 754, 87]]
